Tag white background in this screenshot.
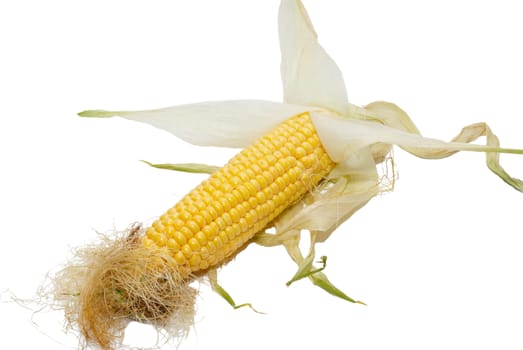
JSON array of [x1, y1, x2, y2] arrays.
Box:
[[1, 1, 523, 349]]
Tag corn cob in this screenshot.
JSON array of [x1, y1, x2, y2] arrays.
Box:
[[143, 112, 336, 277], [52, 112, 337, 350]]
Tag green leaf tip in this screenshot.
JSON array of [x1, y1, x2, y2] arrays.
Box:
[[140, 160, 220, 174], [213, 282, 265, 313], [286, 254, 366, 305], [286, 255, 328, 287], [77, 109, 119, 118], [310, 272, 367, 305], [207, 268, 264, 314]]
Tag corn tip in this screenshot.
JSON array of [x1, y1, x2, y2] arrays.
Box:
[[77, 109, 118, 118]]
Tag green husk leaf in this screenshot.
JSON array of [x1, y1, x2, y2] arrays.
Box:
[[483, 126, 523, 192], [207, 269, 263, 313], [488, 152, 523, 192], [140, 160, 219, 174], [286, 254, 326, 286], [282, 232, 364, 304], [308, 270, 366, 305], [78, 110, 122, 118]]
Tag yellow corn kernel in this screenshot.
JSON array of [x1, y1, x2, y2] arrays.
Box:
[[143, 112, 336, 278], [167, 238, 180, 251]]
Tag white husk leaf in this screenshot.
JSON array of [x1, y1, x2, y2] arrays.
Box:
[[79, 100, 309, 148], [279, 0, 349, 114], [311, 110, 523, 163]]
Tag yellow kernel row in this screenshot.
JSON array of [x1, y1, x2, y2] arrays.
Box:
[[143, 113, 337, 275]]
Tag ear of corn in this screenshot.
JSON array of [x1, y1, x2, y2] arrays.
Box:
[[49, 112, 337, 350], [143, 112, 336, 277]]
